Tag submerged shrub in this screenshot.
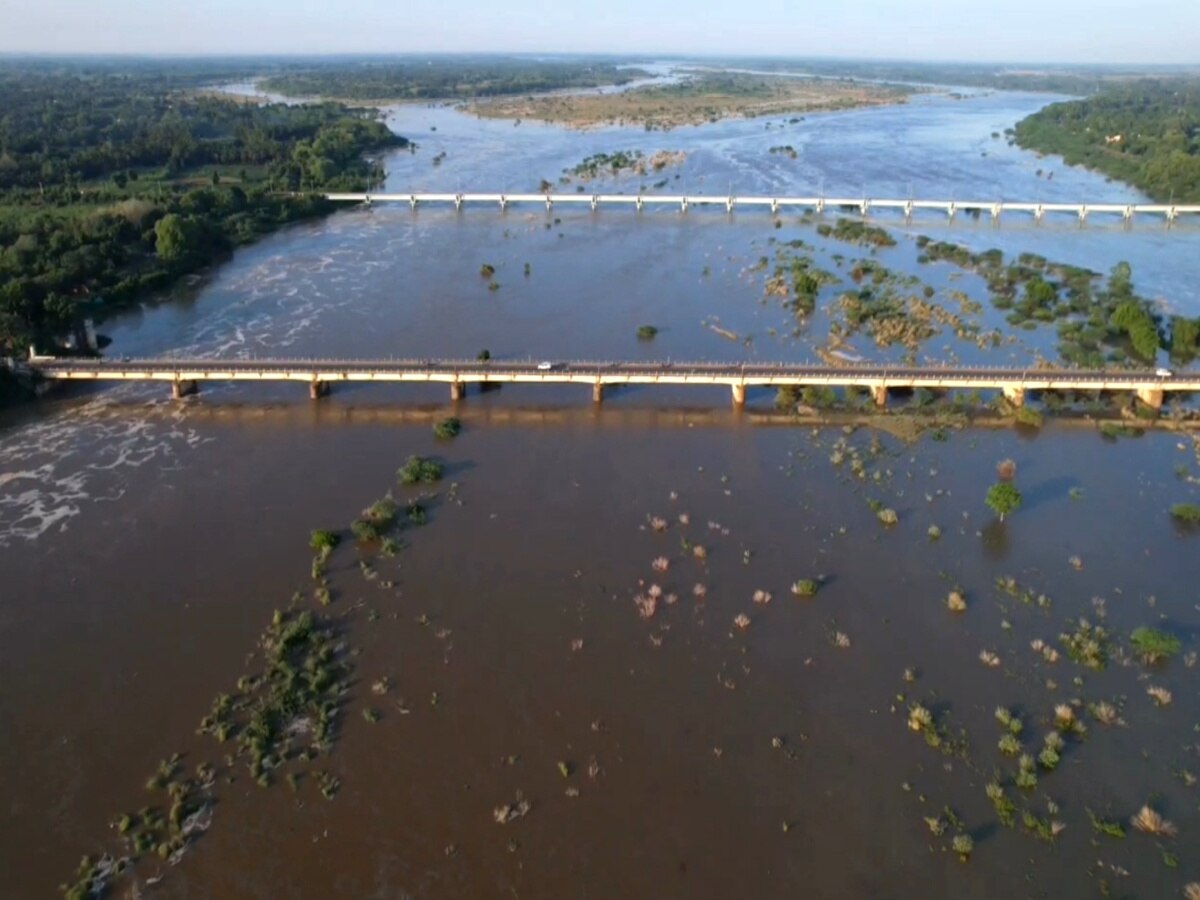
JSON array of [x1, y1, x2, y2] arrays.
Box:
[[398, 456, 444, 485], [433, 417, 462, 440], [1129, 626, 1181, 664]]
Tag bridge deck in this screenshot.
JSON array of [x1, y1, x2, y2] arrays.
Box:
[[323, 192, 1200, 220], [26, 358, 1200, 393]]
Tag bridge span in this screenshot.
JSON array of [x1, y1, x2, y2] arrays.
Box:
[[325, 191, 1200, 224], [21, 357, 1197, 409]]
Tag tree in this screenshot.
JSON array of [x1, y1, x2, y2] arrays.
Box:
[[154, 213, 190, 261], [985, 482, 1022, 522]]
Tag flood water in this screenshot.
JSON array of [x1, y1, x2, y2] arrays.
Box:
[[2, 73, 1199, 899]]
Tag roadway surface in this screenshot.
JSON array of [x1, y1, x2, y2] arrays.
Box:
[[25, 358, 1198, 389]]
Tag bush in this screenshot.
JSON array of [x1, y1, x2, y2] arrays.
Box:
[[433, 417, 461, 440], [1170, 503, 1200, 523], [877, 508, 898, 526], [1129, 627, 1181, 664], [407, 502, 427, 526], [309, 529, 339, 553], [636, 325, 659, 340], [791, 579, 820, 597], [398, 455, 443, 485]]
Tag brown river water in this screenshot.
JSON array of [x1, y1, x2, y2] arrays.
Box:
[[2, 83, 1199, 898]]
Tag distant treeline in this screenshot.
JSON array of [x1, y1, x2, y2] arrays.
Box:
[[0, 65, 403, 356], [260, 59, 647, 100], [1013, 80, 1200, 203], [711, 58, 1198, 94]]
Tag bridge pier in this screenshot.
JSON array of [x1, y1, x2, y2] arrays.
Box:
[[726, 196, 735, 213], [309, 379, 329, 400], [1136, 387, 1164, 410], [1003, 386, 1025, 408], [680, 197, 689, 213], [409, 195, 418, 210], [171, 379, 198, 400], [870, 383, 888, 408], [731, 383, 746, 407], [592, 382, 604, 404], [450, 380, 465, 401], [635, 196, 644, 212], [591, 195, 599, 211]]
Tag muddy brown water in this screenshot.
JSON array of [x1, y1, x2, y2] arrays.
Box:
[[2, 396, 1198, 898]]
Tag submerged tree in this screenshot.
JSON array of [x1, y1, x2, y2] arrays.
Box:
[[985, 482, 1022, 522]]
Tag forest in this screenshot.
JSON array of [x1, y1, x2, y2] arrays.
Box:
[[0, 62, 404, 356], [1013, 79, 1200, 203], [260, 58, 646, 100]]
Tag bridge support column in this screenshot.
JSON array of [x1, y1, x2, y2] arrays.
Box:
[[731, 384, 746, 407], [592, 382, 604, 404], [171, 379, 197, 400], [1003, 386, 1025, 408], [450, 380, 465, 401], [309, 379, 329, 400], [1136, 387, 1163, 410], [635, 196, 644, 212], [870, 383, 888, 408]]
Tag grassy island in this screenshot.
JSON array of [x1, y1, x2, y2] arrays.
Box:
[[469, 72, 912, 130]]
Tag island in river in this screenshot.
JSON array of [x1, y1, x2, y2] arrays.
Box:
[[467, 71, 915, 130]]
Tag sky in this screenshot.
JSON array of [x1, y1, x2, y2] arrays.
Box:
[[0, 0, 1197, 64]]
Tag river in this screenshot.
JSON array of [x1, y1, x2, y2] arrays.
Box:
[[1, 73, 1198, 899]]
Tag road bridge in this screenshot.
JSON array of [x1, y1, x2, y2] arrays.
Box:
[[20, 356, 1197, 410], [324, 192, 1200, 225]]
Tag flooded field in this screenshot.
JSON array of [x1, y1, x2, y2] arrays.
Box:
[[1, 73, 1199, 898]]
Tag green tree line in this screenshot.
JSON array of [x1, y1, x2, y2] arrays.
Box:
[[260, 59, 645, 101], [0, 65, 405, 356], [1013, 79, 1200, 203]]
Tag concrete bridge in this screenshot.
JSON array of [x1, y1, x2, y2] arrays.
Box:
[[324, 192, 1200, 225], [21, 357, 1197, 410]]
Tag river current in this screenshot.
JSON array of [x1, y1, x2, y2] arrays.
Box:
[[1, 74, 1198, 899]]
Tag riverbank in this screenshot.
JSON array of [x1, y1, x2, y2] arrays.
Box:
[[467, 72, 914, 130], [1012, 79, 1200, 204], [0, 66, 406, 361]]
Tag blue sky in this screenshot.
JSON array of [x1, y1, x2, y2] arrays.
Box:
[[0, 0, 1196, 63]]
